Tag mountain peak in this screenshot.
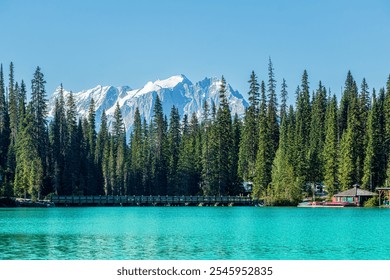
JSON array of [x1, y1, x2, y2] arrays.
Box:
[[49, 74, 248, 139], [154, 74, 189, 89]]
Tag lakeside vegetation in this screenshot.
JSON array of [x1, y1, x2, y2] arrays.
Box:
[[0, 60, 389, 206]]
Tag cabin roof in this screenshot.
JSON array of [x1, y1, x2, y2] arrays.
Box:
[[334, 187, 377, 197]]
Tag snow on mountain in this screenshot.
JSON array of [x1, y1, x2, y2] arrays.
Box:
[[48, 75, 248, 139]]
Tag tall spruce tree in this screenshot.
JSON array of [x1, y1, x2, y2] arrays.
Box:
[[280, 78, 288, 120], [50, 84, 67, 194], [151, 95, 168, 195], [362, 89, 386, 190], [167, 106, 181, 195], [111, 103, 126, 195], [95, 110, 108, 194], [267, 58, 279, 155], [86, 99, 98, 194], [270, 113, 301, 205], [64, 92, 79, 194], [129, 107, 143, 194], [18, 80, 27, 127], [14, 104, 43, 200], [253, 81, 272, 200], [141, 118, 153, 195], [230, 114, 242, 195], [307, 81, 327, 185], [0, 64, 10, 195], [201, 101, 216, 195], [385, 75, 390, 184], [323, 95, 339, 196], [30, 66, 48, 179], [338, 125, 355, 191], [238, 71, 259, 182], [339, 71, 358, 136], [294, 70, 311, 191], [215, 76, 233, 195], [8, 62, 18, 146], [178, 113, 201, 195]]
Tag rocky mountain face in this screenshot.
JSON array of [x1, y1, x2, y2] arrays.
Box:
[[48, 75, 248, 139]]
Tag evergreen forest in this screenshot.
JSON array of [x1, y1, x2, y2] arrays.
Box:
[[1, 60, 390, 205]]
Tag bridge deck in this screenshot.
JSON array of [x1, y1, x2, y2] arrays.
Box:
[[50, 195, 254, 206]]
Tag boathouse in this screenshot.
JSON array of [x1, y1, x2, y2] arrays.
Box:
[[332, 186, 377, 206]]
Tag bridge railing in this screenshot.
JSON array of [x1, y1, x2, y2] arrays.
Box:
[[50, 195, 253, 206]]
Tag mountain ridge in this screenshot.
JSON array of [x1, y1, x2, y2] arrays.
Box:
[[48, 75, 248, 139]]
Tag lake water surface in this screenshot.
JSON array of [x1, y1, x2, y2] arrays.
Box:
[[1, 207, 389, 259]]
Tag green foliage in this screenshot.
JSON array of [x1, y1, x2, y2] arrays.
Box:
[[338, 126, 355, 191], [253, 81, 272, 198], [2, 63, 390, 203], [14, 104, 43, 199], [215, 76, 233, 195], [364, 197, 378, 207], [238, 71, 259, 182], [323, 95, 339, 197], [269, 147, 301, 206]]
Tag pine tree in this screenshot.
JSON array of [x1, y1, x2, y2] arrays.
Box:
[[88, 98, 97, 157], [116, 133, 127, 195], [280, 78, 288, 120], [385, 75, 390, 184], [294, 70, 311, 191], [191, 113, 203, 195], [270, 147, 300, 205], [354, 78, 371, 184], [141, 118, 153, 195], [267, 58, 279, 154], [230, 114, 242, 195], [215, 76, 233, 195], [362, 89, 386, 190], [102, 130, 111, 195], [201, 101, 215, 195], [95, 110, 108, 195], [339, 71, 358, 136], [85, 99, 98, 194], [8, 63, 18, 146], [64, 92, 78, 194], [167, 106, 181, 195], [307, 81, 327, 185], [50, 84, 67, 194], [95, 110, 108, 164], [18, 80, 27, 127], [151, 95, 168, 195], [129, 108, 143, 195], [238, 71, 259, 182], [30, 66, 48, 179], [323, 95, 339, 197], [14, 104, 43, 200], [178, 112, 202, 195], [111, 103, 126, 195], [253, 81, 272, 200], [0, 64, 6, 133], [338, 126, 354, 191], [0, 64, 10, 195]]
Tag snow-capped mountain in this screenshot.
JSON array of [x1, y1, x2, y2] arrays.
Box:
[[48, 75, 248, 139]]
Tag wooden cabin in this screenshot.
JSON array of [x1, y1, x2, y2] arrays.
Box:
[[332, 186, 377, 206]]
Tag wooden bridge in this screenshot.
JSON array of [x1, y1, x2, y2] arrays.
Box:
[[50, 195, 254, 206]]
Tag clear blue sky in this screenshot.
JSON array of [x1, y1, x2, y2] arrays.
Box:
[[0, 0, 389, 102]]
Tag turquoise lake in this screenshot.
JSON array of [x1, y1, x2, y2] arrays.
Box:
[[1, 207, 390, 260]]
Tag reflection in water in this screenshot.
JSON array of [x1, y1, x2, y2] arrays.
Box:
[[1, 207, 390, 259]]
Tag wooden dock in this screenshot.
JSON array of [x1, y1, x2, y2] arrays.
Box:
[[50, 195, 254, 206]]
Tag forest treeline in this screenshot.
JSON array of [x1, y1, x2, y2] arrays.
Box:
[[0, 61, 389, 205]]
